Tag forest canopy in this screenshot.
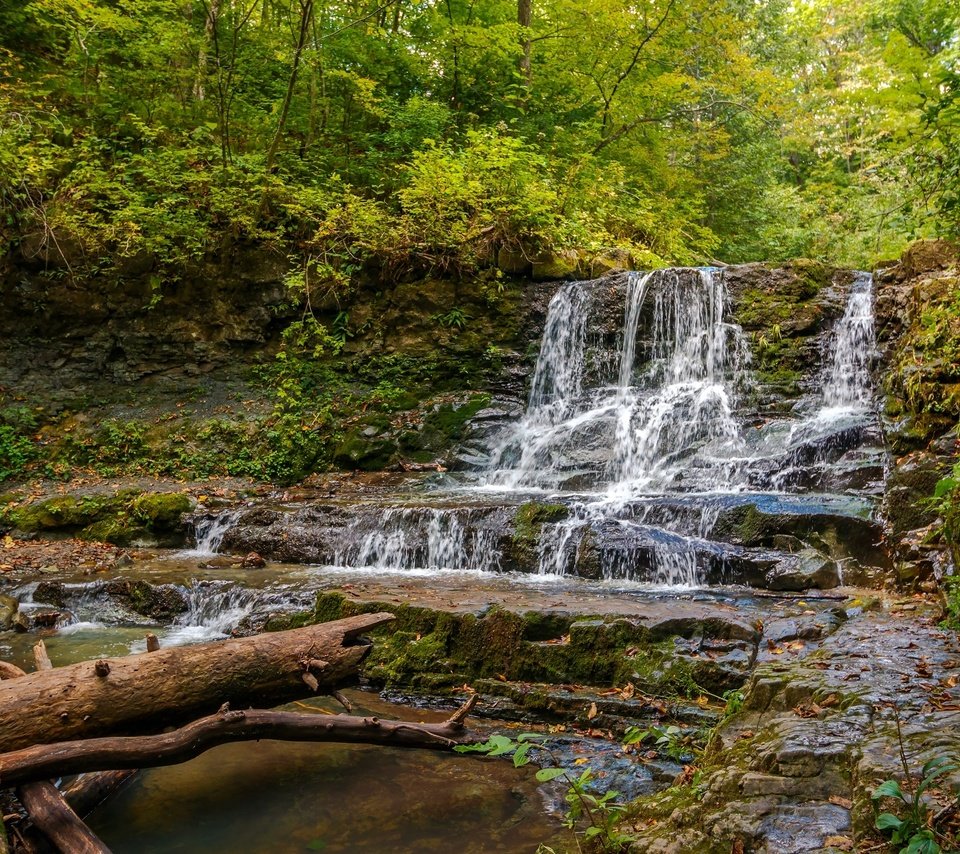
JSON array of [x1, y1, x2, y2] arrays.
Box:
[[1, 0, 958, 278]]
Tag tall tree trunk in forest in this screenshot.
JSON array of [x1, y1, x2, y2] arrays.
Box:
[[195, 0, 221, 102], [263, 0, 315, 188], [518, 0, 532, 91]]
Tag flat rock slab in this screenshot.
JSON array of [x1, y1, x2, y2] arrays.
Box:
[[628, 598, 960, 853], [302, 572, 846, 625]]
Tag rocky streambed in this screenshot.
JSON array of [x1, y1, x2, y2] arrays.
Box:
[[0, 530, 955, 853]]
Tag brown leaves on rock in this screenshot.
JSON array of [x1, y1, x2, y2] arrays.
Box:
[[598, 682, 636, 700], [766, 639, 805, 656], [793, 693, 839, 718], [0, 538, 129, 575]]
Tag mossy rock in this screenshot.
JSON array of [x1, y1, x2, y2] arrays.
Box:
[[263, 611, 314, 632], [308, 592, 714, 698], [400, 394, 491, 454], [8, 493, 127, 532], [531, 249, 584, 280], [132, 492, 194, 529], [506, 501, 570, 569], [332, 432, 399, 471], [108, 579, 188, 622], [78, 516, 151, 546]]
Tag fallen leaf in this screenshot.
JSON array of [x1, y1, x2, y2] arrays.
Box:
[[828, 795, 853, 809], [793, 703, 821, 718], [823, 835, 853, 851]]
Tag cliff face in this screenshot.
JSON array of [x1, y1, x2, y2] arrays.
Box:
[[873, 239, 960, 578], [0, 246, 293, 402]]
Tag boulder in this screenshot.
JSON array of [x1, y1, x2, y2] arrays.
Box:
[[765, 549, 840, 591], [0, 594, 18, 630]]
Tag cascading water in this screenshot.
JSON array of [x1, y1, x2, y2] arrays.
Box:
[[484, 268, 751, 496], [334, 507, 503, 573], [473, 267, 881, 585], [192, 509, 242, 555], [823, 272, 875, 410], [484, 280, 598, 490], [169, 269, 882, 589], [608, 268, 751, 494], [765, 272, 878, 491], [162, 581, 313, 645]]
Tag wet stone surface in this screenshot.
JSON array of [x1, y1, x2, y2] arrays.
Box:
[[626, 599, 960, 853]]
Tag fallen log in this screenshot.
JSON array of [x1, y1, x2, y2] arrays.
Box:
[[0, 698, 480, 786], [15, 784, 109, 854], [0, 613, 394, 752], [60, 771, 137, 818], [2, 647, 113, 854]]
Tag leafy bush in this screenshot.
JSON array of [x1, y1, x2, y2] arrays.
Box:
[[0, 425, 35, 482]]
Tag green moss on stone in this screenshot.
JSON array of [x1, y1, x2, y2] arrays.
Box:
[[508, 501, 569, 568], [264, 611, 314, 632], [332, 431, 399, 471], [132, 492, 194, 529]]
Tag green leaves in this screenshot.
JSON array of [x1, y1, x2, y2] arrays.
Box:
[[872, 750, 959, 854], [535, 767, 567, 782], [873, 779, 907, 801]]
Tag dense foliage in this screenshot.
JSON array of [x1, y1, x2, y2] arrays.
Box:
[[1, 0, 957, 280]]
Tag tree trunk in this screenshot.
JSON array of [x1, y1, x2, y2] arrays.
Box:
[[0, 699, 479, 786], [3, 647, 113, 854], [0, 613, 393, 752], [517, 0, 532, 89], [263, 0, 314, 178], [194, 0, 221, 101]]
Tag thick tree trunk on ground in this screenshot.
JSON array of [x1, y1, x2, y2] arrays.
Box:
[[0, 697, 479, 786], [0, 613, 394, 752], [3, 647, 112, 853]]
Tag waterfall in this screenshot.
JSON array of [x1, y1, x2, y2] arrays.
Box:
[[170, 266, 882, 590], [485, 268, 751, 495], [334, 507, 502, 573], [823, 272, 875, 409], [608, 269, 750, 494], [192, 509, 242, 555], [484, 281, 602, 489]]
